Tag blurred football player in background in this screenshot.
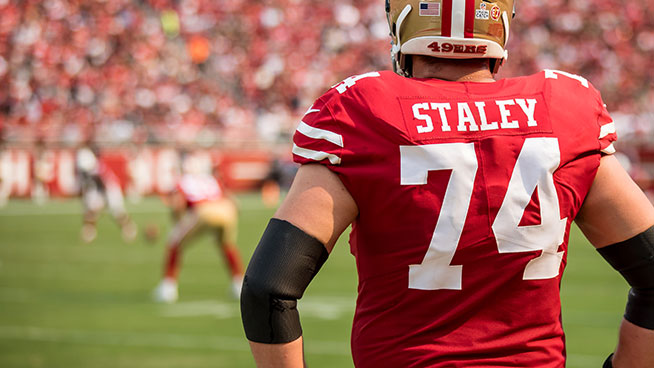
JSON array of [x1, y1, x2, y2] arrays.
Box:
[[76, 142, 137, 244], [31, 139, 55, 205], [241, 0, 654, 367], [153, 156, 244, 303], [260, 153, 299, 208]]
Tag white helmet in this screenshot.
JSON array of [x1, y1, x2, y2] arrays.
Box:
[[386, 0, 516, 76]]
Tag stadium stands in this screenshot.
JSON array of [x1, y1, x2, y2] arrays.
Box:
[[0, 0, 652, 196]]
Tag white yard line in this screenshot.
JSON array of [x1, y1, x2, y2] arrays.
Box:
[[158, 297, 354, 320]]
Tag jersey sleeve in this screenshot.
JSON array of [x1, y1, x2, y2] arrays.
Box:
[[542, 70, 617, 156], [292, 93, 345, 167], [291, 72, 389, 171], [596, 97, 617, 155]]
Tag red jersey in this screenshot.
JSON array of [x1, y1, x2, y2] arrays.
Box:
[[292, 70, 616, 367], [176, 174, 224, 207]]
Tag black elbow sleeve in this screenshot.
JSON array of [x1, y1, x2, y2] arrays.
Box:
[[241, 219, 329, 343], [597, 226, 654, 330]]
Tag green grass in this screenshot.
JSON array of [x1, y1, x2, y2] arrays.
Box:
[[0, 195, 626, 367]]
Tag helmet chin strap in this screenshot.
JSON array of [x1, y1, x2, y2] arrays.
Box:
[[390, 4, 412, 76]]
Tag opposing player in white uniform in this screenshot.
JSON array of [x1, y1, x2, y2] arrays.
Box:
[[76, 144, 137, 243]]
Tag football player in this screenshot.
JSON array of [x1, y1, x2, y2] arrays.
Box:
[[241, 0, 654, 367], [31, 139, 54, 205], [76, 143, 137, 243], [153, 160, 244, 303]]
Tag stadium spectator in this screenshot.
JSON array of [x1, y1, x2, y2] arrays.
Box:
[[0, 0, 651, 149], [153, 154, 244, 303], [240, 1, 654, 367], [260, 151, 298, 208]]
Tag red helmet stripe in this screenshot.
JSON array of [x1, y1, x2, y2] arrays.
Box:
[[441, 0, 452, 37], [464, 0, 476, 38]]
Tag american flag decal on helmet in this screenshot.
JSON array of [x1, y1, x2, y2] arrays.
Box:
[[419, 2, 440, 16]]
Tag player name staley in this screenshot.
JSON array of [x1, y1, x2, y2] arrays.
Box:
[[400, 95, 552, 140]]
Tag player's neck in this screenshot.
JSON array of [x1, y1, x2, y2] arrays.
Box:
[[411, 55, 495, 83]]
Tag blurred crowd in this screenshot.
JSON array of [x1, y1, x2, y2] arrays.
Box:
[[0, 0, 389, 146], [0, 0, 652, 149]]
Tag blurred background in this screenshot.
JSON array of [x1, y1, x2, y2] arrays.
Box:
[[0, 0, 652, 367], [0, 0, 653, 199]]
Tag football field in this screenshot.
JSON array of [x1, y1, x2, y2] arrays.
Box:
[[0, 194, 627, 367]]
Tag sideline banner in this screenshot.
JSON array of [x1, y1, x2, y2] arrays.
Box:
[[0, 147, 274, 198]]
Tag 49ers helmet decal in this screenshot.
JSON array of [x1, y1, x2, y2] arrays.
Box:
[[386, 0, 516, 76]]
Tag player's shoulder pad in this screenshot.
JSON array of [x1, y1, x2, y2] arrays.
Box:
[[293, 74, 389, 167], [310, 70, 397, 116], [540, 69, 601, 96], [539, 69, 607, 116], [324, 70, 396, 98], [330, 70, 391, 93]]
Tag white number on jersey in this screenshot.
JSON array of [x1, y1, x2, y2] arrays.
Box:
[[401, 143, 478, 290], [544, 69, 589, 88], [493, 138, 567, 280], [401, 138, 566, 290], [334, 72, 381, 94]]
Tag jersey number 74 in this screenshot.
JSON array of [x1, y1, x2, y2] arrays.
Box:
[[401, 138, 567, 290]]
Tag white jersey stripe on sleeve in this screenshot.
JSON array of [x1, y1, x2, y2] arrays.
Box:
[[297, 121, 344, 147], [602, 144, 616, 155], [292, 144, 341, 165], [599, 122, 616, 139], [304, 105, 320, 116]]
